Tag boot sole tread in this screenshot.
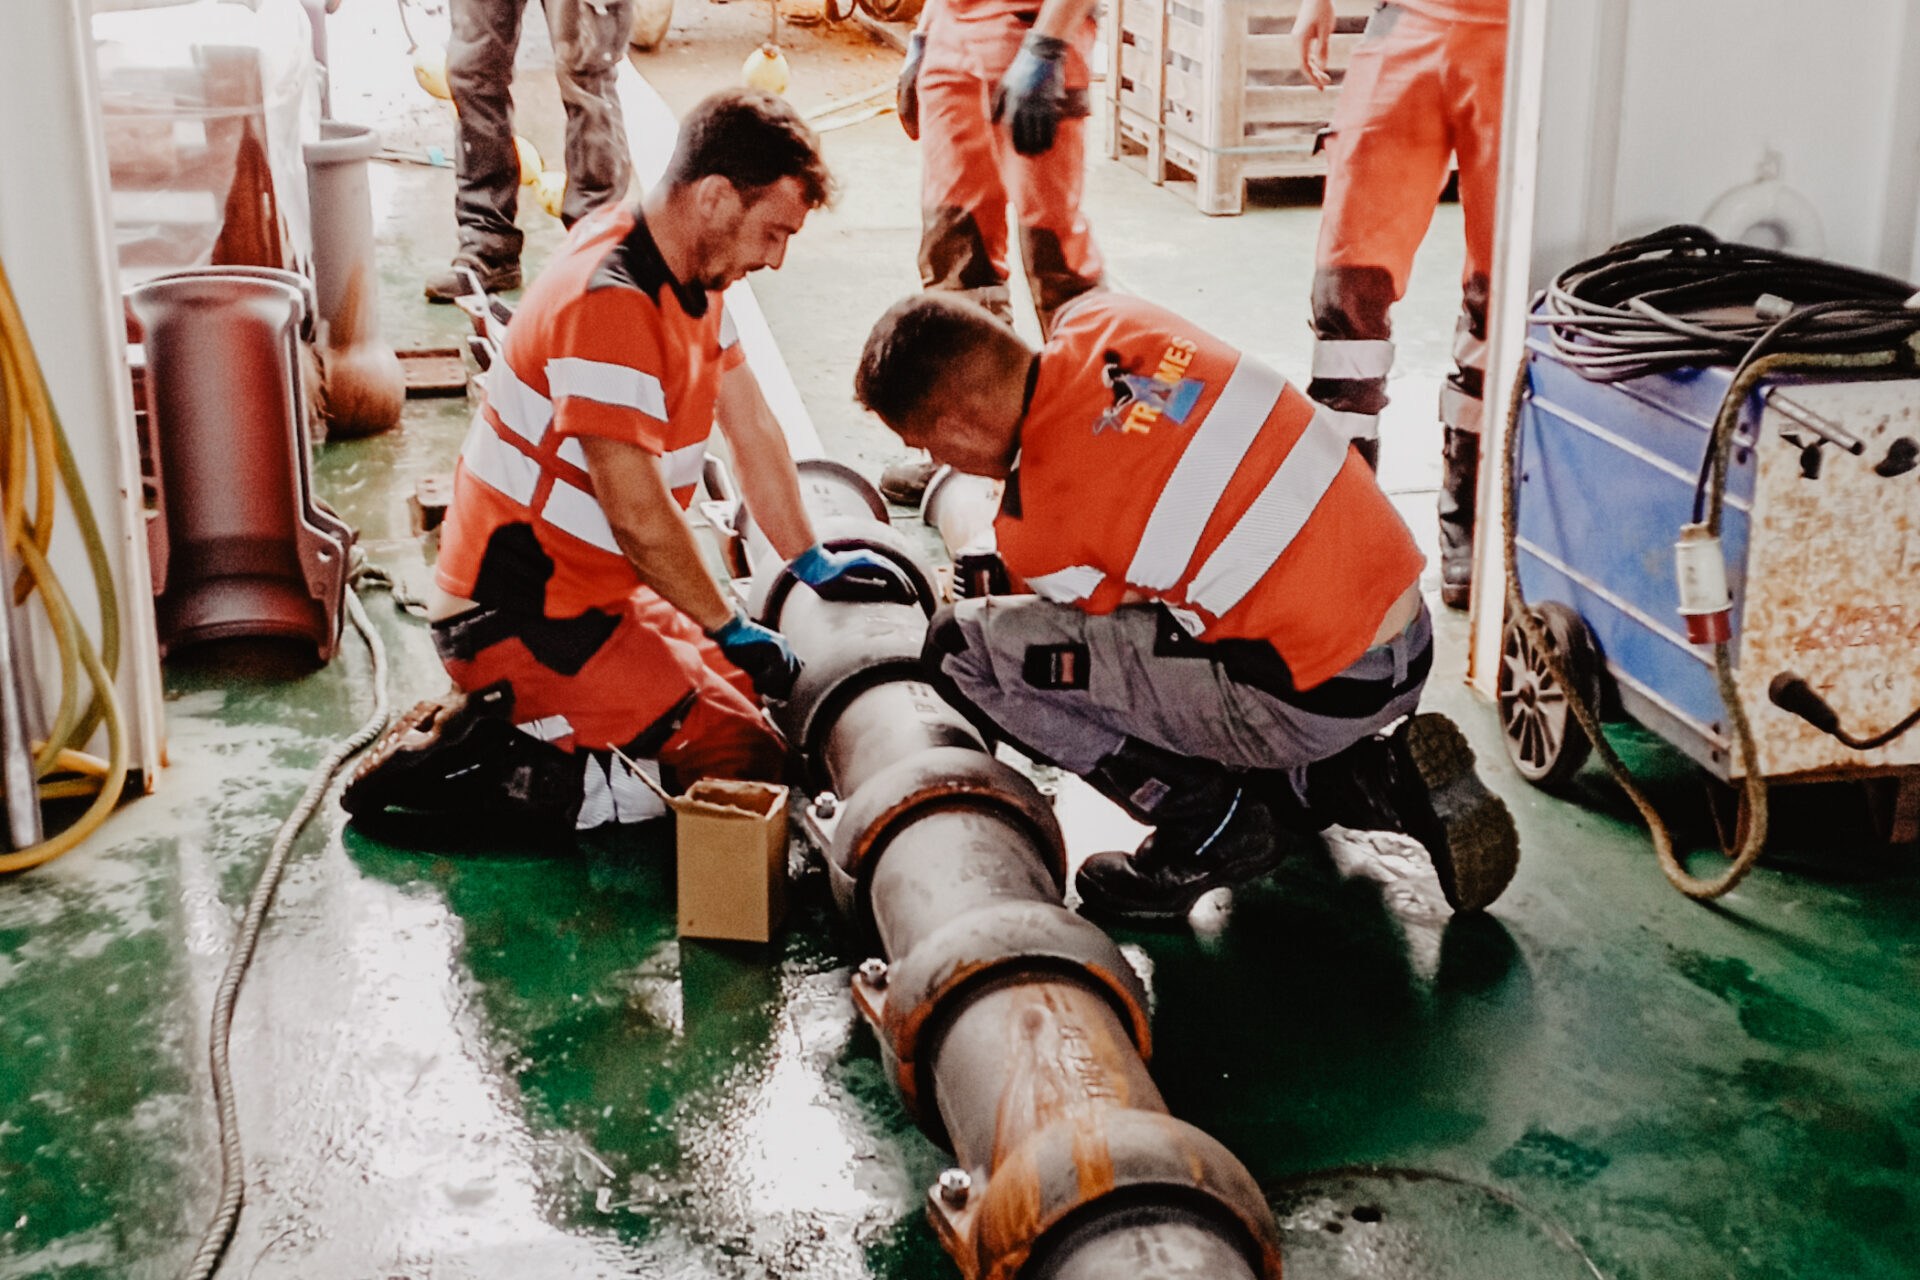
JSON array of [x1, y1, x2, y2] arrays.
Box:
[[1405, 714, 1520, 912]]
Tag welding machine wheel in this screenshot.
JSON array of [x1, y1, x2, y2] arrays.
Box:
[[1498, 602, 1604, 787]]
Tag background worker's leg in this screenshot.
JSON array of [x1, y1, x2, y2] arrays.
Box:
[[1435, 17, 1508, 608], [1004, 25, 1104, 334], [916, 13, 1017, 323], [446, 0, 530, 271], [1307, 3, 1455, 464], [543, 0, 636, 228]]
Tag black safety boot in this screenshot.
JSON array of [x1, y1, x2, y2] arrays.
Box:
[[342, 681, 583, 835], [1303, 713, 1519, 912], [1074, 740, 1283, 925], [879, 455, 940, 506], [1438, 426, 1479, 610], [424, 256, 522, 303]]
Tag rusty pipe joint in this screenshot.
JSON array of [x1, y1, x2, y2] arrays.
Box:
[[849, 898, 1152, 1136], [934, 1109, 1285, 1280], [826, 747, 1065, 932]]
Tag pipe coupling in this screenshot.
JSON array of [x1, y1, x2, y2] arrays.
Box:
[[770, 611, 932, 777], [827, 748, 1066, 930], [935, 1109, 1284, 1280], [852, 899, 1150, 1131]]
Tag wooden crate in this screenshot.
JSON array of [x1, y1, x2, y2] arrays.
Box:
[[1106, 0, 1373, 215]]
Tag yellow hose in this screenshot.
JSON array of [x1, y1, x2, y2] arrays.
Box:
[[0, 251, 128, 872]]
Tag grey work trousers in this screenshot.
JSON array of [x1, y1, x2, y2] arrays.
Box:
[[447, 0, 635, 266], [932, 597, 1430, 776]]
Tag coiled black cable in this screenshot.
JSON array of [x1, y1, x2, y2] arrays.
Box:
[[1533, 224, 1920, 382], [1532, 225, 1920, 522]]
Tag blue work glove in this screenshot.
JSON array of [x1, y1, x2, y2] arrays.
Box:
[[897, 31, 927, 141], [991, 33, 1073, 157], [708, 609, 801, 701], [788, 543, 917, 605]]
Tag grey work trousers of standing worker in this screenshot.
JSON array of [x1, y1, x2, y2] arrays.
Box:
[[447, 0, 636, 267], [928, 597, 1431, 777]]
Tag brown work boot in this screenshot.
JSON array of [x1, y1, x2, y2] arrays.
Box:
[[341, 681, 582, 834], [879, 455, 940, 506], [424, 256, 522, 304], [1072, 739, 1284, 924], [1438, 426, 1479, 610], [1304, 713, 1519, 911]]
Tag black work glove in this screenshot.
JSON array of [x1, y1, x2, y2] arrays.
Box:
[[991, 32, 1071, 156], [897, 31, 927, 141], [951, 550, 1012, 599], [708, 609, 802, 701]]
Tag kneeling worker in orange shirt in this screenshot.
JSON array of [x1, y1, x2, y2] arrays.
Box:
[[855, 291, 1519, 923], [346, 91, 911, 837]]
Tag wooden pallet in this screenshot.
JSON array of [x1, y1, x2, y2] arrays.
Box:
[[1106, 0, 1372, 215]]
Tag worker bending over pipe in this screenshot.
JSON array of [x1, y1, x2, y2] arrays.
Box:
[[345, 90, 910, 833], [855, 290, 1521, 922]]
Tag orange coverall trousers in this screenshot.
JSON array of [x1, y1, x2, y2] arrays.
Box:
[[1307, 3, 1507, 448], [916, 5, 1104, 331]]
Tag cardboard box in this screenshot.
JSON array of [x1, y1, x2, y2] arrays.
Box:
[[672, 779, 789, 943]]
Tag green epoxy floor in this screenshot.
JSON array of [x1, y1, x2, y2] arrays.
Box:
[[4, 6, 1919, 1277]]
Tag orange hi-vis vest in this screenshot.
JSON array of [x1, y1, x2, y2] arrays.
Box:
[[436, 204, 745, 619], [995, 292, 1425, 691]]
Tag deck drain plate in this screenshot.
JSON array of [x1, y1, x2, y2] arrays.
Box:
[[1268, 1168, 1605, 1280]]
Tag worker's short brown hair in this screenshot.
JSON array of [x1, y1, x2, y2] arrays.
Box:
[[663, 88, 835, 209], [856, 293, 1027, 431]]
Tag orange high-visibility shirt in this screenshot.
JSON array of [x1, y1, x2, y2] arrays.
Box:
[[995, 292, 1425, 691], [436, 204, 745, 619]]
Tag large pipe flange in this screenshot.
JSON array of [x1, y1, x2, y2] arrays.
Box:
[[856, 899, 1152, 1133], [770, 609, 932, 783], [746, 513, 939, 629], [826, 747, 1066, 929], [935, 1109, 1284, 1280], [735, 457, 890, 572]]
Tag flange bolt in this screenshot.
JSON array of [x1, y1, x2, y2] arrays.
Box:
[[858, 957, 889, 987], [937, 1167, 972, 1208], [813, 791, 839, 818]]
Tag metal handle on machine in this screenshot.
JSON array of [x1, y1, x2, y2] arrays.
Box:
[[1765, 388, 1865, 454], [1768, 672, 1920, 751]]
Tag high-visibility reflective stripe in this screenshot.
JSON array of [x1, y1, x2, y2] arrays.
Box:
[[718, 307, 740, 350], [1125, 357, 1286, 590], [460, 415, 541, 505], [1026, 564, 1105, 603], [1439, 383, 1484, 433], [517, 714, 575, 743], [1452, 329, 1487, 372], [556, 436, 588, 469], [1320, 405, 1380, 442], [659, 439, 708, 491], [1189, 409, 1351, 617], [547, 356, 668, 421], [541, 477, 622, 554], [488, 359, 553, 445], [1311, 338, 1395, 380]]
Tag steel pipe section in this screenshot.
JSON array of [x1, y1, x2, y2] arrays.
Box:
[[744, 471, 1280, 1280]]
